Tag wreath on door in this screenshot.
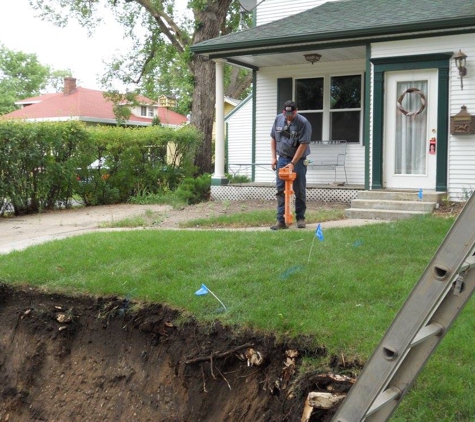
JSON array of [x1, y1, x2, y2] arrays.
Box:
[[396, 87, 426, 117]]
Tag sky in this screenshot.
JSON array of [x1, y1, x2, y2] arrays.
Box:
[[0, 0, 189, 92]]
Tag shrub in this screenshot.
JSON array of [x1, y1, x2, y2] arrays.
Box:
[[0, 121, 204, 212], [175, 174, 211, 205], [227, 174, 251, 184], [0, 120, 90, 215]]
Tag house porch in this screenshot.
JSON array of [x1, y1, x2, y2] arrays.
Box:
[[211, 183, 364, 203]]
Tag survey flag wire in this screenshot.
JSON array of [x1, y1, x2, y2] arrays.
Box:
[[194, 283, 227, 311]]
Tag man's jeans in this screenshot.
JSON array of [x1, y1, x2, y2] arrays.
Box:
[[275, 156, 307, 223]]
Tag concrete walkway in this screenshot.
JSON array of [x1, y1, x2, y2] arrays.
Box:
[[0, 205, 389, 255]]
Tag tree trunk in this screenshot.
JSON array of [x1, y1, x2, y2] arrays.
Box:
[[225, 66, 253, 99], [190, 0, 232, 175], [191, 55, 215, 175]]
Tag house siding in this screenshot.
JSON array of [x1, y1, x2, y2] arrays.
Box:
[[371, 33, 475, 200], [226, 97, 255, 178], [256, 0, 335, 25], [251, 59, 366, 185]]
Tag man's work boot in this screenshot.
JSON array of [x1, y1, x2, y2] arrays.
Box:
[[270, 221, 287, 230], [297, 219, 306, 229]]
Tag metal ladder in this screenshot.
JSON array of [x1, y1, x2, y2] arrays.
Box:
[[332, 193, 475, 422]]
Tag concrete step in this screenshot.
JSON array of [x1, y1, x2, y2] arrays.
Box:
[[356, 190, 444, 203], [350, 199, 436, 212], [345, 208, 428, 221]]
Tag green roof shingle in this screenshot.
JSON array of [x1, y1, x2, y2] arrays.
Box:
[[191, 0, 475, 55]]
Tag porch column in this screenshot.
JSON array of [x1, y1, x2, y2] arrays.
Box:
[[212, 59, 228, 185]]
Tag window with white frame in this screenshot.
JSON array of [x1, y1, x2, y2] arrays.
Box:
[[294, 74, 362, 143], [140, 106, 147, 117], [148, 107, 154, 117]]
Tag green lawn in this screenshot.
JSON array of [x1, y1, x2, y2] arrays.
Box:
[[0, 213, 473, 421]]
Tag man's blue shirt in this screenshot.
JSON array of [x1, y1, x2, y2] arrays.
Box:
[[271, 113, 311, 158]]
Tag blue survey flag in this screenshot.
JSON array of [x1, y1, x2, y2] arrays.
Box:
[[195, 283, 209, 296], [194, 283, 227, 311], [418, 188, 423, 200], [315, 223, 324, 241]]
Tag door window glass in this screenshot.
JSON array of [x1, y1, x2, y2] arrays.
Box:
[[395, 81, 428, 175]]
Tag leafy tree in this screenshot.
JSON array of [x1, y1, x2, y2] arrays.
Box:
[[102, 90, 139, 125], [48, 69, 75, 92], [0, 44, 49, 115], [29, 0, 252, 174], [0, 44, 72, 115]]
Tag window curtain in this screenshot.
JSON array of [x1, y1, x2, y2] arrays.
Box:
[[395, 81, 427, 175]]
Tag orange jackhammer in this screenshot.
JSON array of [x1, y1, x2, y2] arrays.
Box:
[[278, 166, 296, 225]]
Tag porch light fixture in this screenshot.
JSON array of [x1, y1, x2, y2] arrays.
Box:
[[453, 49, 468, 90], [304, 53, 322, 65]]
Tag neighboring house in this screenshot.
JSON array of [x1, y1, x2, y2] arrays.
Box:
[[224, 95, 253, 171], [158, 94, 177, 109], [212, 96, 242, 140], [1, 77, 189, 128], [224, 96, 241, 115], [192, 0, 475, 202]]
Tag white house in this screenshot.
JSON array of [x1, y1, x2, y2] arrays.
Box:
[[192, 0, 475, 203]]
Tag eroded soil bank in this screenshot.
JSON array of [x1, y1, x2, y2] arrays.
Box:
[[0, 284, 358, 422]]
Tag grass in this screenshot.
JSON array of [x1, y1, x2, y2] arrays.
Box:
[[128, 190, 188, 208], [0, 212, 473, 420], [101, 206, 346, 229], [99, 209, 165, 228], [181, 207, 345, 228]]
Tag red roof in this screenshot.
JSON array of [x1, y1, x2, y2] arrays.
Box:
[[2, 86, 188, 127]]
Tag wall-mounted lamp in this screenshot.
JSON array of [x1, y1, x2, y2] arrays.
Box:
[[304, 53, 322, 65], [453, 49, 467, 90]]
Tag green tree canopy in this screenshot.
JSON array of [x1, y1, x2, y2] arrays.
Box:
[[0, 43, 72, 115], [28, 0, 252, 174]]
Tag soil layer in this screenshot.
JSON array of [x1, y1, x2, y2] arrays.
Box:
[[0, 284, 357, 422]]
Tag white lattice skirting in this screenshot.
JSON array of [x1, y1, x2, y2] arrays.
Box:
[[211, 185, 359, 203]]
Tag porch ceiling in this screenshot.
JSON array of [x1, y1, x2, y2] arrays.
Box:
[[224, 45, 367, 69]]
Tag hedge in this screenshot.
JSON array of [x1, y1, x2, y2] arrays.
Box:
[[0, 120, 202, 215]]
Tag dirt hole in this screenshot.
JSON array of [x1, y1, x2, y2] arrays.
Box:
[[0, 284, 360, 421]]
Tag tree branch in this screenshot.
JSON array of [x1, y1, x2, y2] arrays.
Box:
[[131, 45, 157, 84], [133, 0, 188, 54]]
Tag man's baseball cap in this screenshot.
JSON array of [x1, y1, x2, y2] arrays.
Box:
[[283, 100, 297, 116]]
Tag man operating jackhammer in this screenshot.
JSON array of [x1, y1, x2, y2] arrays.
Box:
[[270, 100, 312, 230]]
